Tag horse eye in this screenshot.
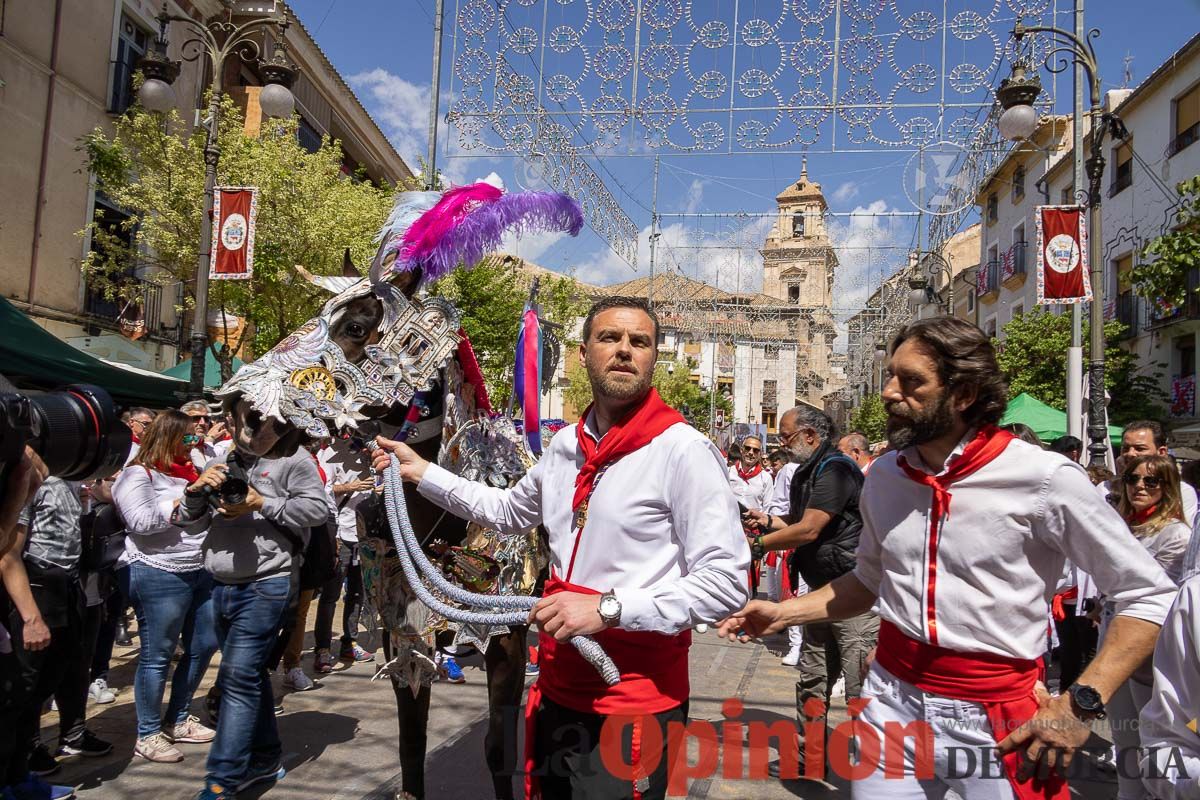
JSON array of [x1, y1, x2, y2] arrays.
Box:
[[347, 323, 365, 338]]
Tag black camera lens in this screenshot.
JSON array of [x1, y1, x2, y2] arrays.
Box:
[[25, 385, 131, 480], [220, 478, 249, 507]]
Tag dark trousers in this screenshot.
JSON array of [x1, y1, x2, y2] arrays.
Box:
[[313, 540, 364, 652], [533, 695, 687, 800], [1054, 608, 1099, 691], [55, 602, 104, 745], [91, 566, 128, 681]]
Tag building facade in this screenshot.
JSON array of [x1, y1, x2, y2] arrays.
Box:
[[0, 0, 411, 372]]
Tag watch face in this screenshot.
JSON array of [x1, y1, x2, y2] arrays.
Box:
[[1073, 685, 1102, 710], [600, 596, 620, 617]]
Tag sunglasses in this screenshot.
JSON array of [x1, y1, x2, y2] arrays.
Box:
[[1124, 474, 1162, 490], [189, 414, 212, 422], [742, 447, 761, 453]]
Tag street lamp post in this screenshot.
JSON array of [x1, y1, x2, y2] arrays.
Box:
[[136, 2, 297, 399], [907, 251, 954, 317], [997, 22, 1125, 469]]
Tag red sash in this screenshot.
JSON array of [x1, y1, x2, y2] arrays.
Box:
[[736, 462, 763, 482], [164, 458, 200, 484], [876, 621, 1068, 800], [1051, 587, 1078, 622], [896, 426, 1015, 644], [523, 576, 690, 800]]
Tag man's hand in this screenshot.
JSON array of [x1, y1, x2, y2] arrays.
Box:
[[206, 421, 228, 444], [351, 478, 376, 492], [716, 600, 787, 642], [996, 691, 1091, 781], [188, 464, 228, 495], [22, 614, 50, 652], [528, 592, 606, 641], [218, 485, 265, 519], [1, 448, 47, 557], [743, 509, 769, 530], [372, 436, 430, 484]]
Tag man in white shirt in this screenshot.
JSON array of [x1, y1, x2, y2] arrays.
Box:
[[372, 297, 750, 799], [719, 316, 1176, 799], [729, 436, 773, 511], [181, 401, 232, 470]]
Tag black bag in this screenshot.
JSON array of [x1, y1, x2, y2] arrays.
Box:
[[298, 521, 337, 591], [80, 503, 126, 574]]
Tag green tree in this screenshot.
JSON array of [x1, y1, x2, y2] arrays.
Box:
[[433, 257, 591, 407], [848, 394, 887, 442], [994, 308, 1165, 425], [79, 95, 398, 380], [1132, 175, 1200, 308]]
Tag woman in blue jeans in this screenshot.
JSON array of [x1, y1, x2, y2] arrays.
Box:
[[112, 411, 220, 764]]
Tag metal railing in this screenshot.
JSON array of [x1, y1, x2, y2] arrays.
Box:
[[1168, 124, 1198, 157], [84, 277, 167, 337]]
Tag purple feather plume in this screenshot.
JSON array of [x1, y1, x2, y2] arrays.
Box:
[[394, 191, 584, 282]]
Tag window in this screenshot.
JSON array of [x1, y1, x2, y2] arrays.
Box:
[[684, 341, 701, 355], [110, 13, 151, 113], [762, 379, 778, 408], [967, 287, 976, 313], [1115, 253, 1137, 337], [788, 284, 800, 303], [1178, 337, 1196, 380], [763, 345, 779, 361], [986, 193, 998, 223], [1011, 302, 1024, 320], [1110, 140, 1133, 196], [985, 317, 997, 338], [1172, 84, 1200, 156], [85, 197, 137, 318], [762, 410, 777, 433], [792, 213, 805, 238], [297, 116, 323, 154], [1012, 165, 1025, 203]]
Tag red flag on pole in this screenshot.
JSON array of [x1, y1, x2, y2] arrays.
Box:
[[1036, 206, 1091, 305], [210, 187, 258, 280]]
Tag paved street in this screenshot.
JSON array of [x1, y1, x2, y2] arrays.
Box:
[[36, 602, 1124, 800]]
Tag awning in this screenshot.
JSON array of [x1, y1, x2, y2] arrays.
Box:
[[1000, 392, 1123, 447], [0, 296, 187, 408], [160, 350, 244, 390]]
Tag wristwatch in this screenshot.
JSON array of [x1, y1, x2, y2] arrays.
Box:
[[750, 535, 766, 561], [598, 590, 622, 628], [1067, 683, 1107, 720]]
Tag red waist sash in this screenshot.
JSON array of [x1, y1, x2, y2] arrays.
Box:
[[875, 620, 1068, 800], [524, 575, 690, 799]]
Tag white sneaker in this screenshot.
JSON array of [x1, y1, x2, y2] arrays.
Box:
[[134, 732, 184, 763], [831, 676, 846, 697], [284, 666, 315, 691], [781, 646, 801, 667], [88, 678, 116, 704]]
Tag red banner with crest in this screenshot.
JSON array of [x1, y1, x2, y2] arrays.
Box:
[[1035, 206, 1091, 305], [210, 187, 258, 280]]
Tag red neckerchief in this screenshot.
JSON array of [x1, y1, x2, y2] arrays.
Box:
[[1126, 503, 1159, 527], [897, 425, 1015, 645], [164, 458, 200, 484], [736, 461, 763, 481], [311, 454, 328, 485], [572, 389, 684, 511]]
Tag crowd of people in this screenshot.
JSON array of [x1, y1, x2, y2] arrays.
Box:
[[4, 303, 1200, 800]]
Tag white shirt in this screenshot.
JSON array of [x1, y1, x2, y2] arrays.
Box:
[[418, 417, 751, 635], [1140, 573, 1200, 800], [728, 463, 773, 511], [113, 465, 209, 572], [319, 445, 373, 542], [855, 436, 1177, 660], [190, 439, 233, 471], [764, 463, 798, 516]]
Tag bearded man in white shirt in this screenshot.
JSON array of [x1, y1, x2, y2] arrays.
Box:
[[372, 296, 750, 800], [719, 316, 1176, 800]]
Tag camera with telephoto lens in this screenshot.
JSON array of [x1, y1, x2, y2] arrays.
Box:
[[201, 450, 250, 509], [0, 384, 131, 485]]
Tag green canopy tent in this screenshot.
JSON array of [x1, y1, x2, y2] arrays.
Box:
[[1000, 392, 1122, 447], [161, 351, 244, 391], [0, 295, 187, 408]]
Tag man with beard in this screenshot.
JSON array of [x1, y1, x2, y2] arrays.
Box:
[[742, 406, 874, 768], [372, 296, 750, 799], [719, 317, 1176, 799]]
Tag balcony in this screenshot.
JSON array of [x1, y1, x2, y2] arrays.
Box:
[[84, 277, 169, 340], [1149, 268, 1200, 326], [1002, 242, 1028, 289], [1169, 123, 1198, 158], [979, 259, 1002, 300]]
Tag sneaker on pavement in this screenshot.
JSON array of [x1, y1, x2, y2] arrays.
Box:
[[87, 678, 116, 705], [27, 744, 58, 777], [441, 656, 466, 684], [284, 667, 315, 691], [134, 733, 184, 763], [11, 776, 75, 800], [781, 646, 802, 667], [339, 642, 374, 663], [237, 759, 286, 792], [525, 662, 540, 677], [274, 699, 285, 716], [57, 730, 112, 758], [192, 781, 232, 800], [313, 649, 334, 674], [168, 716, 215, 744]]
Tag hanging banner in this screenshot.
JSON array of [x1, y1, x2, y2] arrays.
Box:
[[210, 187, 258, 280], [117, 297, 146, 340], [1035, 205, 1091, 305], [512, 306, 543, 455]]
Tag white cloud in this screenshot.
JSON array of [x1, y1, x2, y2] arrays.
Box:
[[829, 199, 915, 316], [683, 179, 708, 215], [832, 181, 861, 205]]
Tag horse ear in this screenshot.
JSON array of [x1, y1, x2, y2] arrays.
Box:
[[342, 249, 360, 278]]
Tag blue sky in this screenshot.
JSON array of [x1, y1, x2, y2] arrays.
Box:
[[287, 0, 1200, 312]]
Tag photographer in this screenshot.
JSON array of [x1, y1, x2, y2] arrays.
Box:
[[113, 410, 218, 764], [173, 397, 327, 800]]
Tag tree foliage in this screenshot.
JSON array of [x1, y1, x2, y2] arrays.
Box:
[[1132, 175, 1200, 307], [994, 308, 1165, 425], [432, 258, 591, 407], [848, 394, 887, 442], [79, 96, 398, 379]]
